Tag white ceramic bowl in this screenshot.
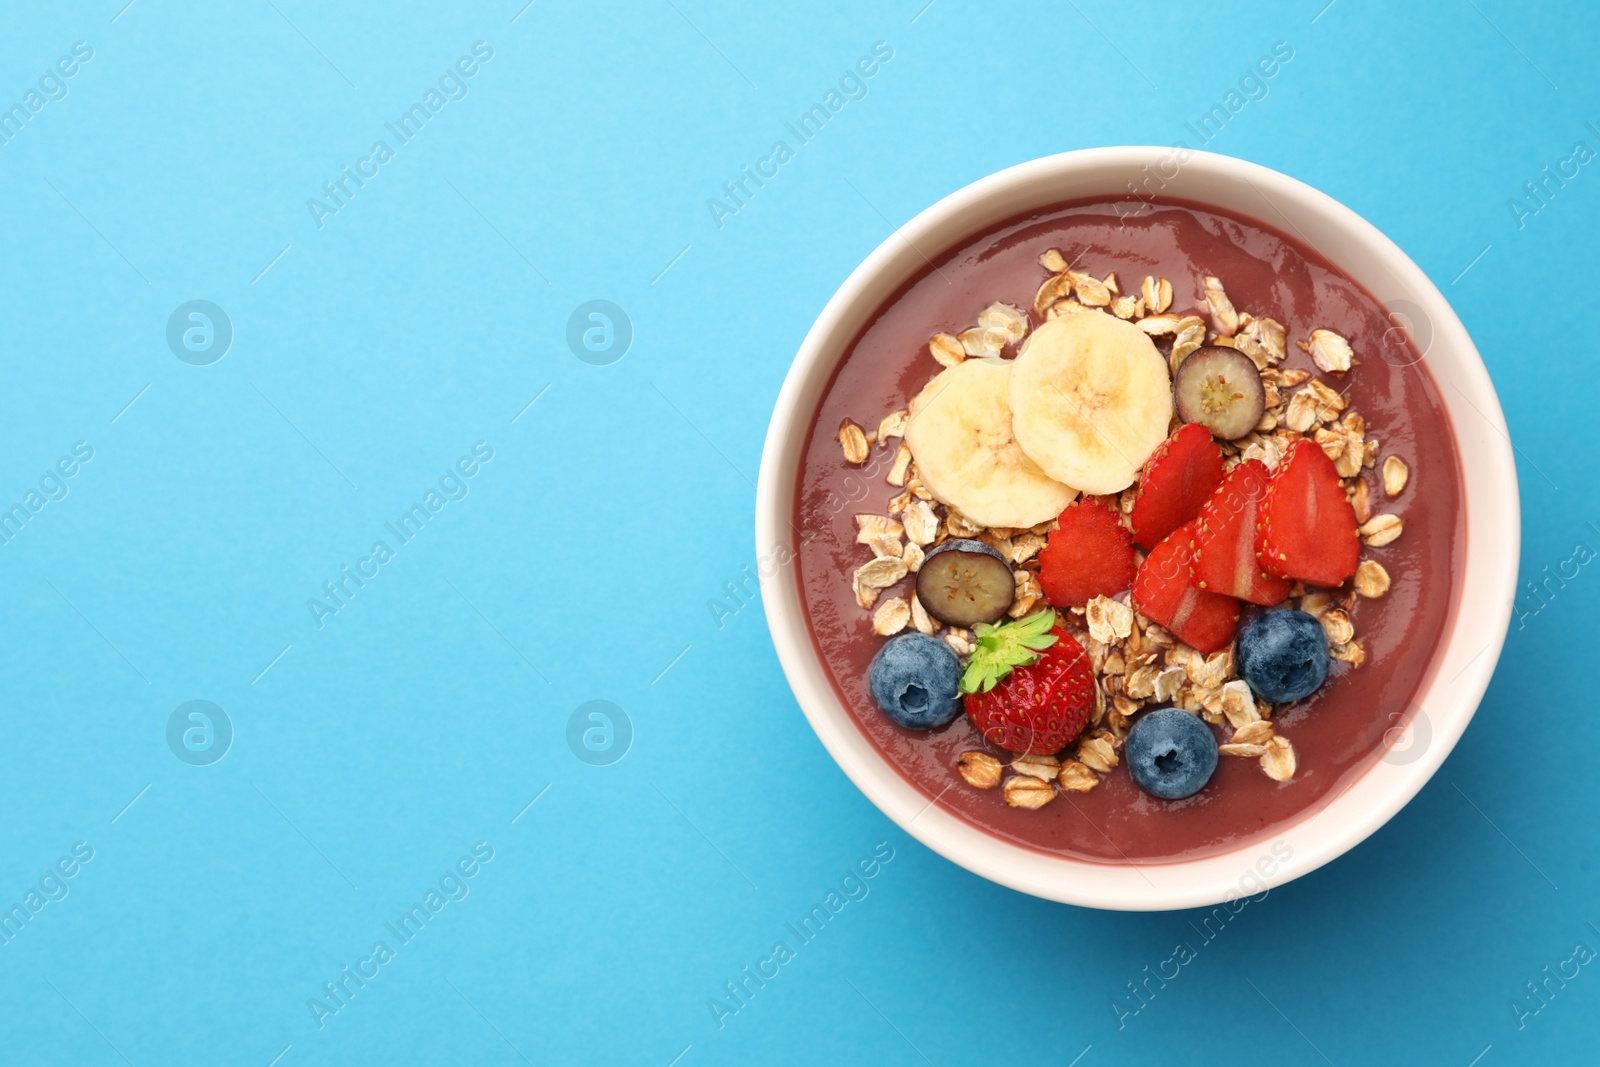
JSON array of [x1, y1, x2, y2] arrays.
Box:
[[756, 148, 1518, 911]]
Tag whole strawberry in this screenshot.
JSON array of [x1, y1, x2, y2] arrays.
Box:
[[960, 610, 1095, 755]]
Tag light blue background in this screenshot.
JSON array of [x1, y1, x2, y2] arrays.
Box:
[[0, 1, 1590, 1064]]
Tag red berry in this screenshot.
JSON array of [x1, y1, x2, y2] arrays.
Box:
[[1132, 522, 1240, 654], [1191, 459, 1294, 606], [1255, 440, 1361, 587], [1129, 423, 1227, 549], [963, 628, 1094, 754], [1037, 499, 1136, 608]]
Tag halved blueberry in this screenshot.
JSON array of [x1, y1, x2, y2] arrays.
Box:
[[915, 538, 1015, 627], [1174, 346, 1266, 441], [868, 633, 963, 730], [1126, 708, 1219, 800]]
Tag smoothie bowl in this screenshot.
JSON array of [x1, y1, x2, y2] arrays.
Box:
[[755, 148, 1517, 910]]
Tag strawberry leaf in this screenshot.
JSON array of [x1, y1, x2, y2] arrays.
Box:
[[958, 609, 1059, 695]]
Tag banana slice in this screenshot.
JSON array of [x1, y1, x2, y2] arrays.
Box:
[[904, 359, 1077, 529], [1009, 311, 1173, 495]]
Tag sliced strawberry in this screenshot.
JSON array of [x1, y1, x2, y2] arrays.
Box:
[[1191, 459, 1294, 606], [1256, 440, 1361, 587], [1037, 498, 1136, 608], [1132, 522, 1240, 654], [1129, 423, 1226, 549], [963, 627, 1094, 754]]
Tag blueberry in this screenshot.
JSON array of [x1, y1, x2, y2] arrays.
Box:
[[916, 539, 1015, 627], [1237, 609, 1329, 704], [868, 633, 963, 730], [1126, 708, 1218, 800]]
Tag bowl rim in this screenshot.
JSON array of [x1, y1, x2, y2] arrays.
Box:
[[755, 147, 1519, 911]]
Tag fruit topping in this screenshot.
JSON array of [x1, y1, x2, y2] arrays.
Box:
[[847, 254, 1403, 803], [1008, 312, 1174, 495], [915, 538, 1016, 627], [1125, 708, 1219, 799], [1191, 459, 1294, 606], [1131, 522, 1241, 655], [1236, 609, 1330, 704], [961, 615, 1094, 754], [1128, 423, 1226, 549], [1173, 345, 1266, 440], [867, 633, 964, 730], [1256, 439, 1361, 586], [1037, 498, 1137, 608], [904, 359, 1078, 529]]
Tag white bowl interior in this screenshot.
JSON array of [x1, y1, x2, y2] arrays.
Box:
[[756, 148, 1518, 910]]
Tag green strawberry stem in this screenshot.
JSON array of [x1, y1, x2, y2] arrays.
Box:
[[958, 609, 1058, 695]]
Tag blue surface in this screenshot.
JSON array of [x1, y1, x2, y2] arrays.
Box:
[[0, 1, 1591, 1064]]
